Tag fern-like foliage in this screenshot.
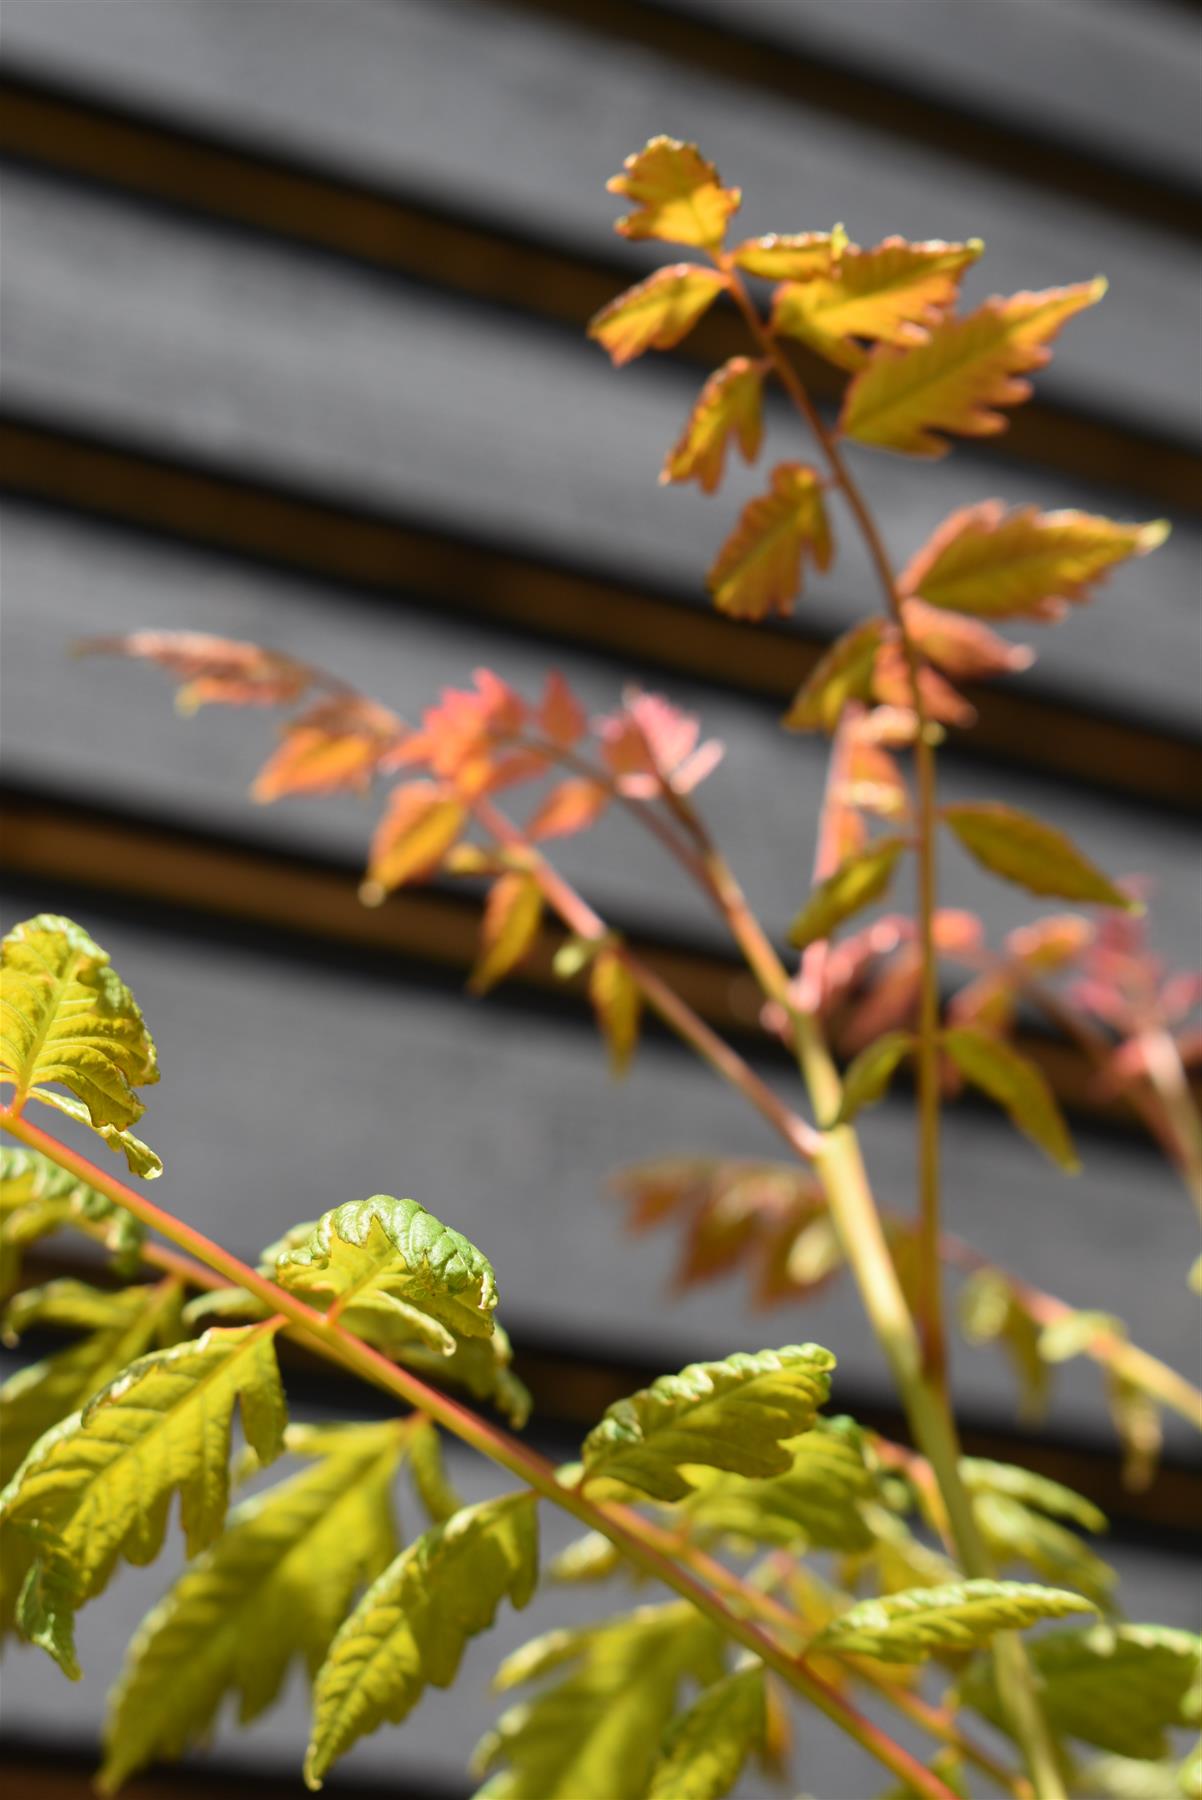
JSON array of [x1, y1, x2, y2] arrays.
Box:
[[99, 1419, 408, 1793], [305, 1491, 539, 1788], [580, 1344, 835, 1501]]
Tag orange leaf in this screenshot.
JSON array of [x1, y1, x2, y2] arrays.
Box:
[[606, 136, 740, 248], [536, 671, 587, 749], [782, 620, 884, 733], [661, 356, 764, 493], [773, 237, 981, 372], [1004, 915, 1094, 973], [840, 280, 1106, 456], [731, 229, 844, 281], [469, 872, 544, 995], [899, 501, 1170, 620], [80, 630, 314, 711], [708, 463, 832, 620], [365, 782, 467, 895], [252, 696, 404, 802], [589, 949, 642, 1077], [843, 733, 909, 821], [525, 777, 611, 841], [902, 599, 1033, 681], [872, 636, 975, 728], [588, 264, 727, 367], [942, 802, 1136, 909]]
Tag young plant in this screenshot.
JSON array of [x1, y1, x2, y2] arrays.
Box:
[[3, 138, 1199, 1799]]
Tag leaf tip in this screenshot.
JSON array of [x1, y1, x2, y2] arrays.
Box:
[[358, 879, 387, 908]]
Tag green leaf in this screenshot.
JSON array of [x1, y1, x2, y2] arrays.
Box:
[[1, 1279, 185, 1485], [1, 1146, 145, 1294], [943, 1027, 1079, 1171], [960, 1458, 1107, 1534], [407, 1418, 466, 1524], [962, 1623, 1202, 1760], [474, 1602, 724, 1800], [1079, 1753, 1187, 1800], [305, 1491, 538, 1788], [973, 1491, 1115, 1609], [0, 1322, 286, 1673], [788, 839, 906, 950], [681, 1415, 876, 1551], [98, 1420, 405, 1793], [548, 1530, 623, 1584], [942, 803, 1135, 909], [23, 1091, 162, 1179], [810, 1578, 1095, 1662], [0, 916, 160, 1153], [832, 1032, 914, 1126], [580, 1344, 835, 1502], [647, 1665, 765, 1800], [270, 1195, 498, 1355]]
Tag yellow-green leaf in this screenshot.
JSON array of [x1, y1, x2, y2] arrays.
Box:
[[589, 949, 642, 1078], [973, 1491, 1115, 1610], [960, 1457, 1107, 1534], [773, 237, 981, 372], [589, 264, 727, 366], [787, 838, 906, 950], [470, 873, 544, 995], [681, 1415, 876, 1552], [943, 801, 1135, 909], [580, 1343, 835, 1502], [832, 1031, 915, 1126], [943, 1027, 1079, 1171], [1, 915, 159, 1154], [0, 1146, 145, 1295], [647, 1665, 765, 1800], [841, 281, 1105, 457], [782, 620, 886, 733], [810, 1577, 1094, 1663], [305, 1492, 538, 1788], [708, 462, 832, 619], [606, 137, 740, 248], [662, 356, 764, 493], [98, 1420, 405, 1793]]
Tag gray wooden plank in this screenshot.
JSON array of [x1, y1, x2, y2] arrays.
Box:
[[5, 505, 1201, 977], [2, 0, 1199, 438], [3, 171, 1199, 735]]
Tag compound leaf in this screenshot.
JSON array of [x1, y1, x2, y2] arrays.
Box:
[[773, 237, 981, 371], [841, 281, 1105, 456], [580, 1344, 835, 1502], [943, 1027, 1079, 1171], [708, 463, 832, 619], [647, 1665, 765, 1800], [788, 838, 906, 950], [606, 137, 740, 248], [270, 1195, 497, 1356], [662, 356, 764, 493], [942, 801, 1134, 909], [305, 1492, 538, 1788], [99, 1420, 405, 1793], [811, 1578, 1094, 1663], [470, 874, 544, 995], [589, 265, 728, 366], [899, 502, 1170, 621]]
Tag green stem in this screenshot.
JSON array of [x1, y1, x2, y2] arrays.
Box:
[[0, 1106, 957, 1800]]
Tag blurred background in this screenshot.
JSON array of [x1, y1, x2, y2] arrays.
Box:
[[1, 1, 1199, 1794]]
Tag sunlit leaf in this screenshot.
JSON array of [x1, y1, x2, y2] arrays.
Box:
[[80, 630, 315, 712], [470, 874, 544, 995], [783, 620, 885, 732], [681, 1416, 876, 1552], [708, 463, 832, 619], [305, 1492, 538, 1788], [252, 695, 404, 801], [589, 265, 728, 366], [899, 502, 1170, 620], [811, 1578, 1094, 1663], [832, 1031, 914, 1126], [607, 137, 740, 248], [942, 802, 1134, 909], [902, 600, 1033, 680], [580, 1343, 835, 1502], [841, 281, 1105, 456], [871, 635, 975, 728], [407, 1419, 466, 1525], [788, 838, 906, 950], [363, 782, 467, 896], [526, 778, 611, 842], [589, 950, 642, 1078], [548, 1530, 623, 1585], [662, 357, 764, 493], [960, 1458, 1107, 1535], [0, 1147, 145, 1295], [732, 228, 845, 281], [647, 1665, 765, 1800], [389, 1325, 532, 1430], [973, 1491, 1115, 1609], [535, 672, 588, 749], [773, 237, 981, 371], [943, 1027, 1079, 1171], [958, 1271, 1049, 1422]]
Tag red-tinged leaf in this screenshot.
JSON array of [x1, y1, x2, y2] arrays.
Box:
[[589, 264, 728, 366], [772, 237, 982, 372], [525, 777, 611, 842], [612, 1158, 717, 1232], [839, 945, 923, 1055], [788, 838, 907, 951], [672, 737, 726, 794], [251, 696, 404, 802], [397, 669, 529, 793], [944, 1026, 1079, 1171], [1091, 1034, 1157, 1102], [536, 671, 588, 749], [364, 782, 467, 895], [81, 630, 315, 711], [731, 229, 844, 281], [872, 636, 975, 728], [662, 356, 765, 493], [756, 1208, 844, 1307], [1005, 915, 1094, 974], [589, 950, 641, 1078], [783, 620, 885, 733], [469, 873, 544, 995], [843, 734, 909, 821], [902, 599, 1034, 681], [709, 463, 832, 620], [899, 502, 1170, 621], [674, 1184, 765, 1291], [932, 910, 985, 955], [943, 803, 1136, 909], [607, 136, 741, 248], [600, 692, 724, 796], [946, 970, 1016, 1038], [832, 1031, 915, 1126], [841, 281, 1106, 457]]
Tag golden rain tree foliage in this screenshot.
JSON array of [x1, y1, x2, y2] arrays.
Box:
[[3, 136, 1200, 1800]]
